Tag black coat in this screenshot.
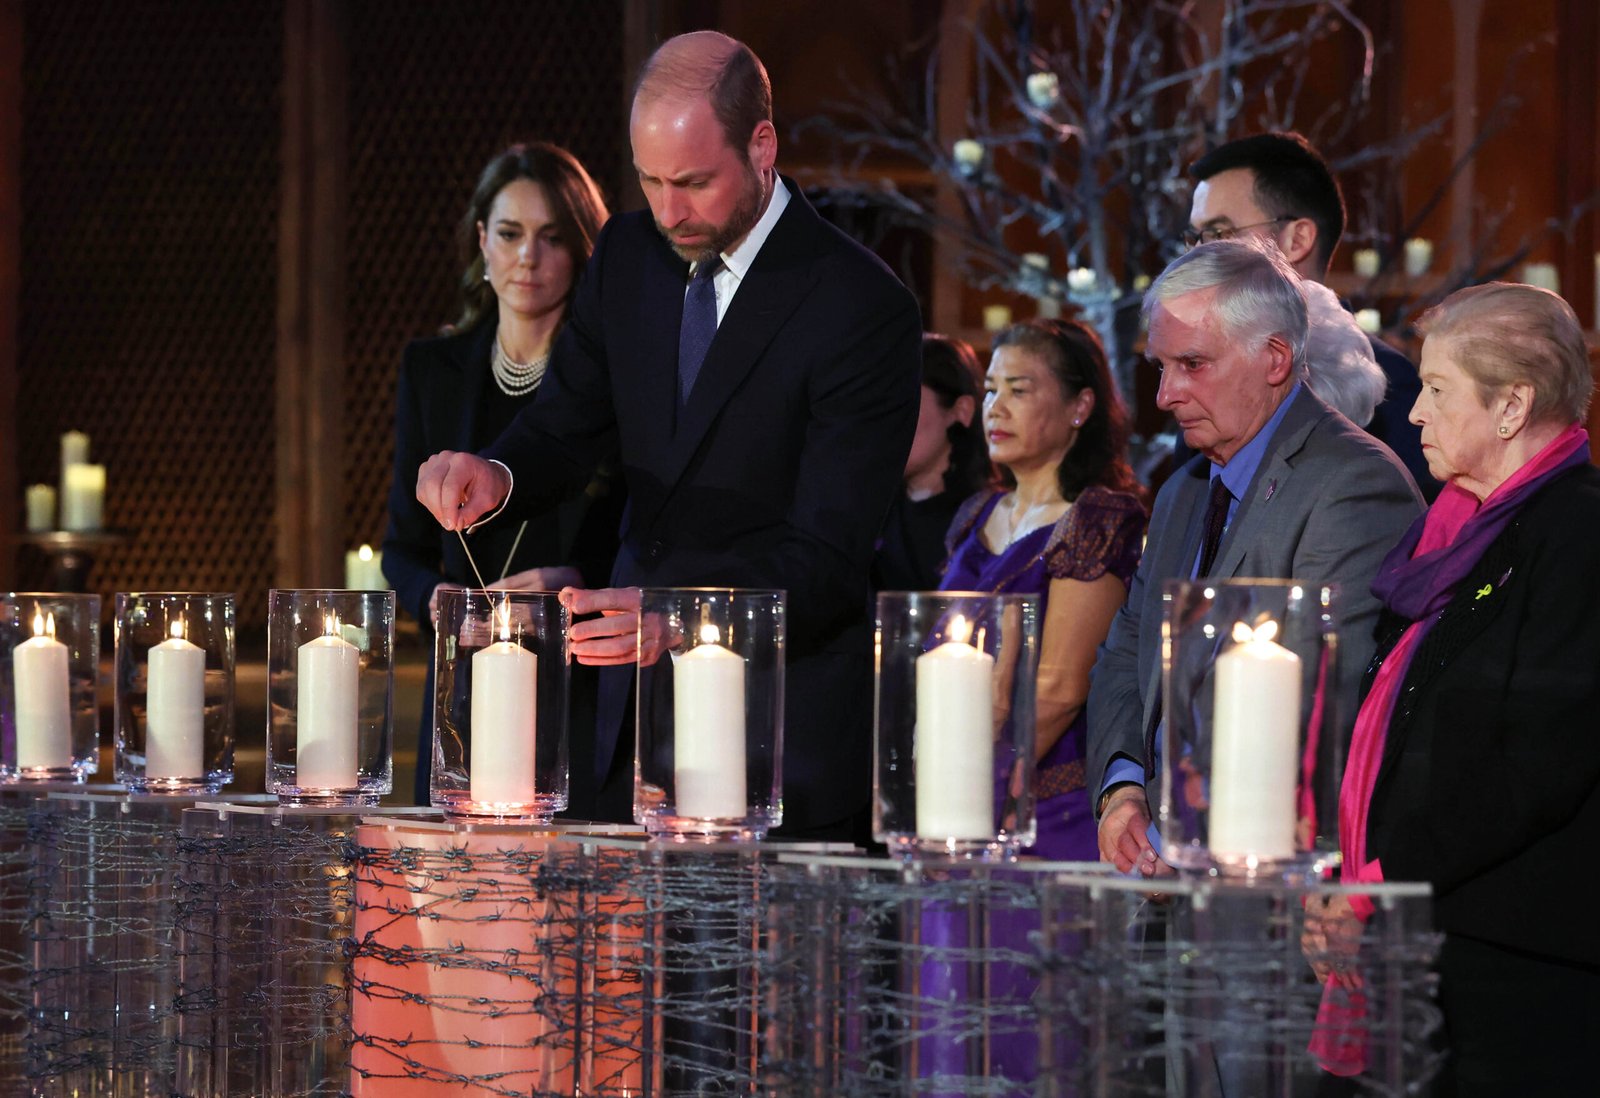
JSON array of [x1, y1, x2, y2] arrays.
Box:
[[1366, 462, 1600, 966], [483, 181, 923, 830]]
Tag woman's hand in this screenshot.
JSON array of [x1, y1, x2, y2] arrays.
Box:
[[1302, 893, 1365, 986], [490, 565, 583, 592]]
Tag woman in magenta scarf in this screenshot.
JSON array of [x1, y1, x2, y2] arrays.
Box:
[[1304, 283, 1600, 1094]]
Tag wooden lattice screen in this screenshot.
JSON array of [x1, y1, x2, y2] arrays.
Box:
[[17, 0, 626, 630], [17, 0, 283, 626]]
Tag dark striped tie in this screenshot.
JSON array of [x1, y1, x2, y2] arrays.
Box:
[[677, 257, 722, 405]]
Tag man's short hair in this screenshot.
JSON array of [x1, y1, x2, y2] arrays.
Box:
[[634, 31, 773, 156], [1143, 237, 1310, 375], [1190, 133, 1346, 274]]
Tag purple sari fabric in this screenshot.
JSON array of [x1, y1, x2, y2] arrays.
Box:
[[942, 486, 1145, 861]]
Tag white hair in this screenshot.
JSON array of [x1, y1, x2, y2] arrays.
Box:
[[1143, 237, 1309, 374], [1301, 280, 1386, 426]]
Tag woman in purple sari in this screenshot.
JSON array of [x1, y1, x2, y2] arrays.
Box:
[[942, 319, 1146, 860]]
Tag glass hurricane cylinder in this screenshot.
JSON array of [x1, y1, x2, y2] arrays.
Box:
[[873, 591, 1042, 859], [266, 589, 394, 806], [0, 593, 100, 782], [429, 588, 569, 821], [635, 588, 784, 841], [114, 593, 236, 793], [1160, 579, 1341, 878]]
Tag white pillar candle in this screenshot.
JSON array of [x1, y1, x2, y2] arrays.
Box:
[[146, 620, 206, 779], [59, 430, 89, 471], [673, 625, 747, 819], [470, 608, 537, 804], [15, 611, 72, 770], [60, 463, 105, 531], [296, 615, 360, 790], [1210, 619, 1301, 859], [1403, 238, 1433, 277], [25, 484, 55, 532], [1352, 248, 1380, 278], [914, 618, 996, 840]]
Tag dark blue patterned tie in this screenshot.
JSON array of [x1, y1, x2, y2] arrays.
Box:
[[678, 257, 722, 404]]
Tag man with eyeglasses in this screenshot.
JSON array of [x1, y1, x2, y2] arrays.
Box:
[[1182, 132, 1436, 496]]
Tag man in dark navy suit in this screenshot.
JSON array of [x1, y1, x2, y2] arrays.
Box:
[[416, 31, 921, 841], [1185, 132, 1440, 498]]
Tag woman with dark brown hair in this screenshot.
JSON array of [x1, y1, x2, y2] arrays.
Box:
[[382, 141, 622, 806]]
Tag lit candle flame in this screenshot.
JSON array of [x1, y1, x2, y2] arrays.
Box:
[[357, 544, 374, 563], [699, 623, 721, 645], [948, 614, 972, 645], [1232, 619, 1279, 645], [497, 599, 513, 643], [324, 613, 340, 637], [32, 610, 54, 639], [170, 619, 186, 641]]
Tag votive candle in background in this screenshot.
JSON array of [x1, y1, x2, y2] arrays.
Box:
[[1355, 308, 1382, 335], [1209, 619, 1301, 859], [25, 484, 55, 532], [344, 544, 385, 590], [1066, 266, 1096, 295], [673, 625, 747, 819], [982, 304, 1012, 333], [14, 611, 72, 770], [914, 618, 995, 840], [60, 464, 105, 531], [146, 620, 205, 780], [1403, 238, 1433, 278], [296, 615, 360, 789], [951, 138, 983, 175], [59, 430, 89, 471], [1521, 261, 1560, 294], [1352, 248, 1380, 278], [469, 605, 538, 805]]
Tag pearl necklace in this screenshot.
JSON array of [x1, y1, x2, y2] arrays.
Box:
[[491, 334, 549, 397]]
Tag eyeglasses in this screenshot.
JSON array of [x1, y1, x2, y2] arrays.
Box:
[[1180, 217, 1298, 249]]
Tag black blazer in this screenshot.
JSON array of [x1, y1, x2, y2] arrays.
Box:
[[1367, 462, 1600, 965], [483, 181, 923, 829], [381, 320, 622, 624]]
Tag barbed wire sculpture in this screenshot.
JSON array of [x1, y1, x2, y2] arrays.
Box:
[[0, 797, 1443, 1097]]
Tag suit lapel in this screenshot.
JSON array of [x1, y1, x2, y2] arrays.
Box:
[[656, 185, 820, 492], [632, 236, 693, 470], [1211, 388, 1322, 579]]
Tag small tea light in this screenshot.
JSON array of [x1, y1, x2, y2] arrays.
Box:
[[982, 304, 1013, 333], [1352, 248, 1380, 278], [1066, 267, 1096, 294], [1403, 238, 1433, 278], [952, 138, 984, 176], [1026, 71, 1060, 109]]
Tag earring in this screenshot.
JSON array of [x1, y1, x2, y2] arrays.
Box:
[[1072, 419, 1081, 427], [1498, 425, 1509, 436]]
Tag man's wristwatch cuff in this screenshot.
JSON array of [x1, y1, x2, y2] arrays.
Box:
[[1096, 781, 1142, 819]]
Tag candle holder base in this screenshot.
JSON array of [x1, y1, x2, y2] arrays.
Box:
[[123, 773, 230, 796], [435, 791, 562, 824], [884, 834, 1022, 863], [640, 811, 774, 844], [275, 790, 382, 808], [1167, 845, 1338, 885], [0, 764, 91, 785]]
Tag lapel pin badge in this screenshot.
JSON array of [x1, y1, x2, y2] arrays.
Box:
[[1474, 583, 1492, 601], [1264, 478, 1277, 501]]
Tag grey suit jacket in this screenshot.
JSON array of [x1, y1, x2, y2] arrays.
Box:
[[1086, 386, 1424, 807]]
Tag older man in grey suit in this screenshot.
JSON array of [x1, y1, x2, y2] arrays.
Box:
[[1090, 238, 1423, 873]]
